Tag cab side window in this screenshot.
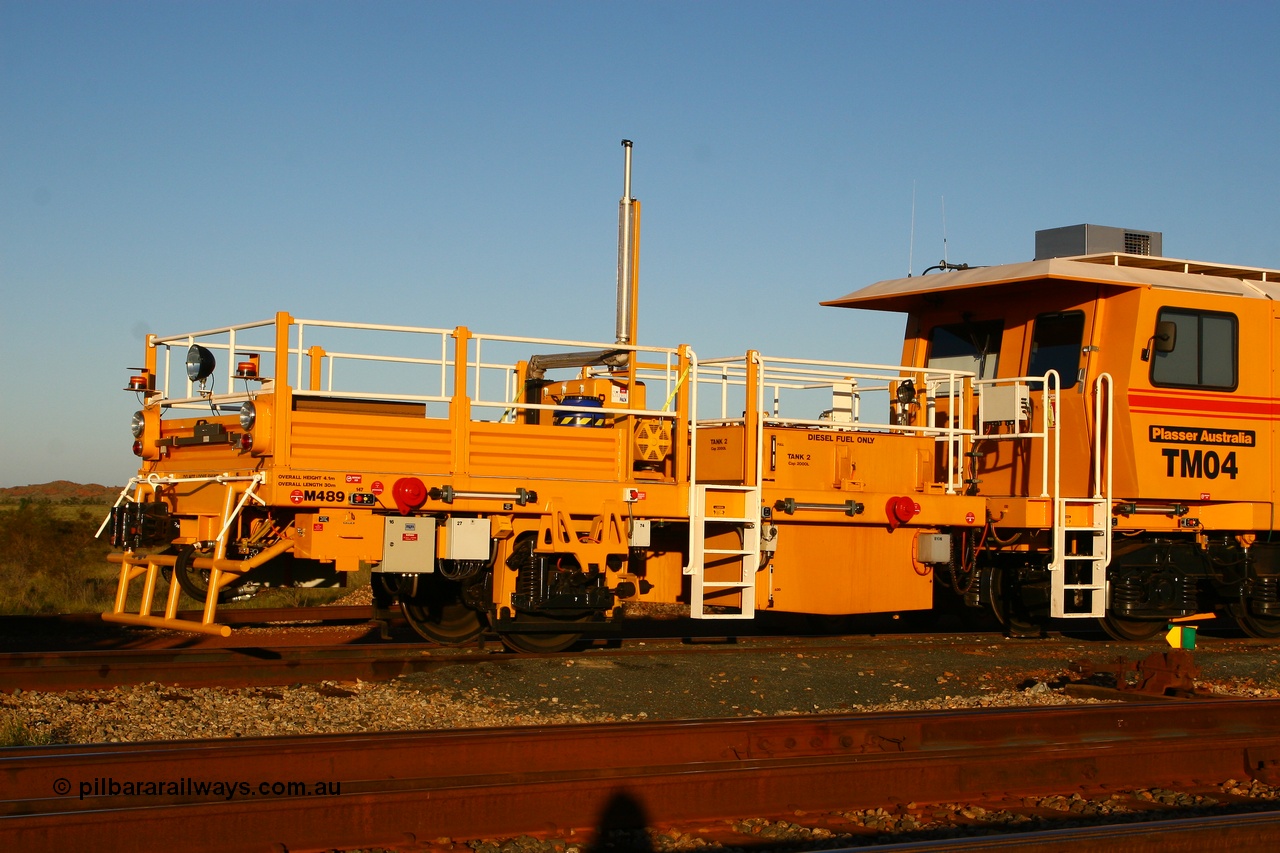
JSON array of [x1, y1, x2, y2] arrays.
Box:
[[1027, 311, 1085, 390], [927, 319, 1003, 379], [1150, 308, 1237, 391]]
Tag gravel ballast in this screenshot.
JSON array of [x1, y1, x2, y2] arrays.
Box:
[[4, 632, 1279, 745]]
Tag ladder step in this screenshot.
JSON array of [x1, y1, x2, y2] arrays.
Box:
[[703, 517, 756, 524], [703, 548, 753, 556], [701, 581, 755, 589]]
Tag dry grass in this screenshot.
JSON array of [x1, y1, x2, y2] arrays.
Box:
[[0, 500, 116, 614], [0, 498, 369, 615], [0, 709, 55, 747]]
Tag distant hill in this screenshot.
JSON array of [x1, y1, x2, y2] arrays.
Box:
[[0, 481, 122, 504]]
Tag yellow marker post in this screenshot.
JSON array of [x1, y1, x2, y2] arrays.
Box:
[[1165, 624, 1197, 650]]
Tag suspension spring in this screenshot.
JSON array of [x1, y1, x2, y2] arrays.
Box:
[[1250, 577, 1280, 617], [1110, 575, 1144, 616], [515, 542, 541, 606]]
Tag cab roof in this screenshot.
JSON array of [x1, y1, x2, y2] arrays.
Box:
[[821, 252, 1280, 314]]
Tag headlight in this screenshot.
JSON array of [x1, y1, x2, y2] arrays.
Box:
[[131, 411, 145, 438], [239, 401, 257, 431], [186, 344, 216, 382]]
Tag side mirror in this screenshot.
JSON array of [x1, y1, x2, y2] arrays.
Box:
[[1153, 320, 1176, 354]]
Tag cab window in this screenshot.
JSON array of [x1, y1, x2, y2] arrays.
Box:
[[1027, 311, 1085, 391], [1150, 308, 1237, 391], [927, 319, 1003, 380]]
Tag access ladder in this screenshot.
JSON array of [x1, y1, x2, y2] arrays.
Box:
[[1049, 374, 1113, 618], [685, 483, 761, 619]]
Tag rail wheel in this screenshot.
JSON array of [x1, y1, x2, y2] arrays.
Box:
[[399, 574, 485, 645], [1233, 597, 1280, 639], [172, 543, 216, 601], [1099, 613, 1167, 641], [172, 544, 244, 603], [493, 613, 587, 653], [987, 565, 1045, 638]]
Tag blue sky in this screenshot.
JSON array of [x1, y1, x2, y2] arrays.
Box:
[[2, 1, 1277, 487]]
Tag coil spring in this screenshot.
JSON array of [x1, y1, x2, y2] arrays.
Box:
[[1110, 575, 1144, 615], [1250, 577, 1280, 616], [1110, 571, 1196, 616], [1176, 574, 1198, 612], [515, 541, 540, 604]]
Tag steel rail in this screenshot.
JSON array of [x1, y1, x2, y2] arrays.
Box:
[[0, 630, 1040, 692], [0, 642, 452, 691], [4, 700, 1280, 852], [857, 810, 1280, 851]]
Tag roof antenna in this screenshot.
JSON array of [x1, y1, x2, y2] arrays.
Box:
[[907, 181, 917, 277], [941, 195, 948, 265]]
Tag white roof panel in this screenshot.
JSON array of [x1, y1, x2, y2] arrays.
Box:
[[822, 253, 1280, 312]]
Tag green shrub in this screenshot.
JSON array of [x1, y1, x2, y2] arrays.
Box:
[[0, 710, 55, 747]]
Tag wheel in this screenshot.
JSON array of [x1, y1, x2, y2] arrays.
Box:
[[493, 613, 587, 653], [173, 543, 214, 600], [987, 565, 1045, 638], [1237, 611, 1280, 639], [1234, 595, 1280, 639], [171, 544, 245, 603], [399, 574, 485, 645], [1099, 613, 1167, 641]]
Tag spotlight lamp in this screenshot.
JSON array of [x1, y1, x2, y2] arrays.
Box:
[[186, 345, 216, 383]]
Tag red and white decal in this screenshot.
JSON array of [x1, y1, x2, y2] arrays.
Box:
[[290, 489, 304, 505], [370, 481, 384, 495], [965, 511, 976, 525], [313, 523, 324, 532], [402, 533, 418, 542], [345, 474, 362, 484]]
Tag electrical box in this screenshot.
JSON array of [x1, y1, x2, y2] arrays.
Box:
[[542, 377, 645, 408], [917, 533, 952, 565], [379, 516, 436, 573], [445, 517, 491, 561], [628, 519, 651, 548], [980, 384, 1030, 426], [761, 523, 779, 554]]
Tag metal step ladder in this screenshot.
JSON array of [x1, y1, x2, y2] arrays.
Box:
[[685, 484, 761, 619], [1049, 373, 1113, 619], [1050, 497, 1109, 618]]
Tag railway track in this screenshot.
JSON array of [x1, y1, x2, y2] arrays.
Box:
[[0, 610, 1265, 695], [4, 699, 1280, 851], [0, 631, 1012, 692], [0, 643, 453, 691], [0, 604, 1035, 693]]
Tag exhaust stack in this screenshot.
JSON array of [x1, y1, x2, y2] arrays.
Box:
[[616, 140, 637, 345]]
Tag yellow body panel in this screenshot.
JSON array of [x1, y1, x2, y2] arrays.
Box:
[[764, 524, 931, 614], [292, 510, 383, 572], [468, 422, 623, 481], [290, 407, 453, 474]]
